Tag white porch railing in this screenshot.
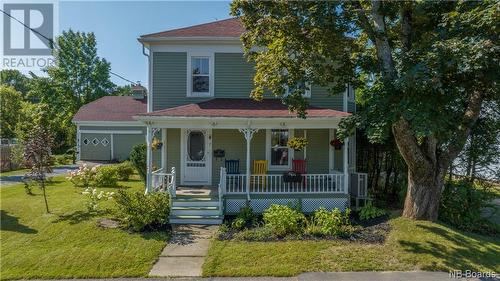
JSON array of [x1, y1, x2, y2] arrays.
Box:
[[225, 172, 345, 194], [152, 167, 177, 198], [350, 172, 368, 198]]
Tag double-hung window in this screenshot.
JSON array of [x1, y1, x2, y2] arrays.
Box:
[[266, 129, 294, 170], [285, 81, 311, 98], [189, 56, 212, 97]]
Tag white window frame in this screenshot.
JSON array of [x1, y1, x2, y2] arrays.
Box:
[[347, 84, 355, 102], [284, 82, 311, 98], [187, 53, 214, 97], [266, 129, 294, 171]]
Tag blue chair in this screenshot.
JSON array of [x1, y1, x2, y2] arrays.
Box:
[[225, 159, 240, 174]]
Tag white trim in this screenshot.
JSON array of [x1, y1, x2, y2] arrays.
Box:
[[76, 125, 81, 161], [134, 116, 343, 129], [149, 44, 243, 53], [73, 121, 143, 126], [343, 137, 349, 194], [79, 130, 143, 135], [329, 129, 334, 173], [180, 128, 212, 185], [187, 52, 214, 97], [110, 134, 114, 160], [265, 129, 294, 171], [343, 85, 348, 112], [148, 49, 153, 113], [161, 128, 167, 171]]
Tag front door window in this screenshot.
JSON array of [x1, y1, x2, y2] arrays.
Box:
[[188, 131, 205, 161]]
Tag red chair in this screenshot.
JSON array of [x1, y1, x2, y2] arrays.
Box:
[[292, 159, 307, 188]]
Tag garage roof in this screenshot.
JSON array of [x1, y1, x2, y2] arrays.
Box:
[[73, 96, 147, 122]]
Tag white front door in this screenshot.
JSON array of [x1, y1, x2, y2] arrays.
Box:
[[182, 129, 211, 185]]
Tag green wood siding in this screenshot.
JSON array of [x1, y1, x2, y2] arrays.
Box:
[[214, 53, 255, 98], [348, 101, 356, 113], [152, 52, 345, 111], [80, 133, 111, 161]]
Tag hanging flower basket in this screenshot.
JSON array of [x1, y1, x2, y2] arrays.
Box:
[[287, 137, 308, 151], [330, 138, 343, 150], [152, 138, 163, 150]]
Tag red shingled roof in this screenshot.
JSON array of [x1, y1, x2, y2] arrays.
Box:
[[141, 18, 245, 38], [73, 96, 147, 122], [138, 98, 350, 118]]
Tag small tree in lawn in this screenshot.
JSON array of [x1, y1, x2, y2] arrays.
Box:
[[23, 124, 55, 213]]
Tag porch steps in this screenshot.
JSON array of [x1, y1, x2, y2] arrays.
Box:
[[170, 196, 223, 225]]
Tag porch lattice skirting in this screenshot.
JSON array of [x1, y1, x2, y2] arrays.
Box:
[[224, 195, 349, 214]]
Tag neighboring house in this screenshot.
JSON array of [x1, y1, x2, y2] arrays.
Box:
[[132, 18, 367, 224]]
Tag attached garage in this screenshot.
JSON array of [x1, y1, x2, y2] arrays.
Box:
[[73, 94, 147, 162]]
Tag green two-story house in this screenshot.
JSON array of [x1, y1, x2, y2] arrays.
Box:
[[74, 18, 366, 224]]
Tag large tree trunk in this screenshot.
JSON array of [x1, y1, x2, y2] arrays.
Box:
[[402, 167, 445, 221]]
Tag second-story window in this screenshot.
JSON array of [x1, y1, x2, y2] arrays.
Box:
[[190, 57, 211, 97]]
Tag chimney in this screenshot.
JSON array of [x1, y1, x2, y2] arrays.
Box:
[[132, 83, 146, 100]]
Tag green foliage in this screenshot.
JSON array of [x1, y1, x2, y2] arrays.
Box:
[[66, 164, 97, 188], [94, 166, 119, 187], [114, 190, 170, 231], [439, 180, 497, 235], [81, 187, 114, 212], [54, 154, 73, 166], [0, 86, 23, 138], [305, 207, 353, 237], [130, 144, 147, 184], [0, 69, 30, 96], [359, 203, 387, 220], [231, 206, 257, 230], [114, 161, 135, 181], [47, 29, 115, 108], [263, 204, 305, 237]]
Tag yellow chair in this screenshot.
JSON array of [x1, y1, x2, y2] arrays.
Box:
[[252, 160, 268, 190]]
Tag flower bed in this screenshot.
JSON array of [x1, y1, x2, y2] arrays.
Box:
[[216, 204, 391, 244]]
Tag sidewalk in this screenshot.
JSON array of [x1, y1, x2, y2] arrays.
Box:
[[149, 225, 218, 277]]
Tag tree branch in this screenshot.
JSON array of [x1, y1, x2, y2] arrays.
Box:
[[440, 90, 484, 169], [392, 118, 431, 175], [400, 2, 412, 54], [370, 0, 398, 80]]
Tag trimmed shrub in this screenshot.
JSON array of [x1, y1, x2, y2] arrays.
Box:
[[305, 207, 354, 237], [359, 202, 387, 220], [114, 190, 170, 231], [263, 204, 305, 236], [115, 161, 135, 181], [130, 144, 147, 184], [440, 180, 497, 235], [94, 165, 119, 187], [231, 206, 257, 230]]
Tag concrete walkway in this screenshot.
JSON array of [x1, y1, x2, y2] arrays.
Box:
[[149, 225, 218, 277]]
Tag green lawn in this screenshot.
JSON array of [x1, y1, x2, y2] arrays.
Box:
[[0, 168, 30, 177], [0, 176, 168, 280], [203, 217, 500, 277]]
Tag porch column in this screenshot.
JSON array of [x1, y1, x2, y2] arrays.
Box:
[[238, 128, 258, 201], [161, 128, 167, 172], [145, 124, 153, 193], [343, 137, 349, 194]]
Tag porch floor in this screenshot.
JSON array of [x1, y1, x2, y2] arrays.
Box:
[[176, 186, 217, 197]]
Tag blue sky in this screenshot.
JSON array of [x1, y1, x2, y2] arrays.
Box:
[[59, 1, 232, 88]]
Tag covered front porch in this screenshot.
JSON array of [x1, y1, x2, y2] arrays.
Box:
[[135, 98, 367, 214]]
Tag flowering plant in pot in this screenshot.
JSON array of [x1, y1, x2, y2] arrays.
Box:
[[152, 137, 163, 150], [330, 138, 343, 150], [287, 137, 308, 151]]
